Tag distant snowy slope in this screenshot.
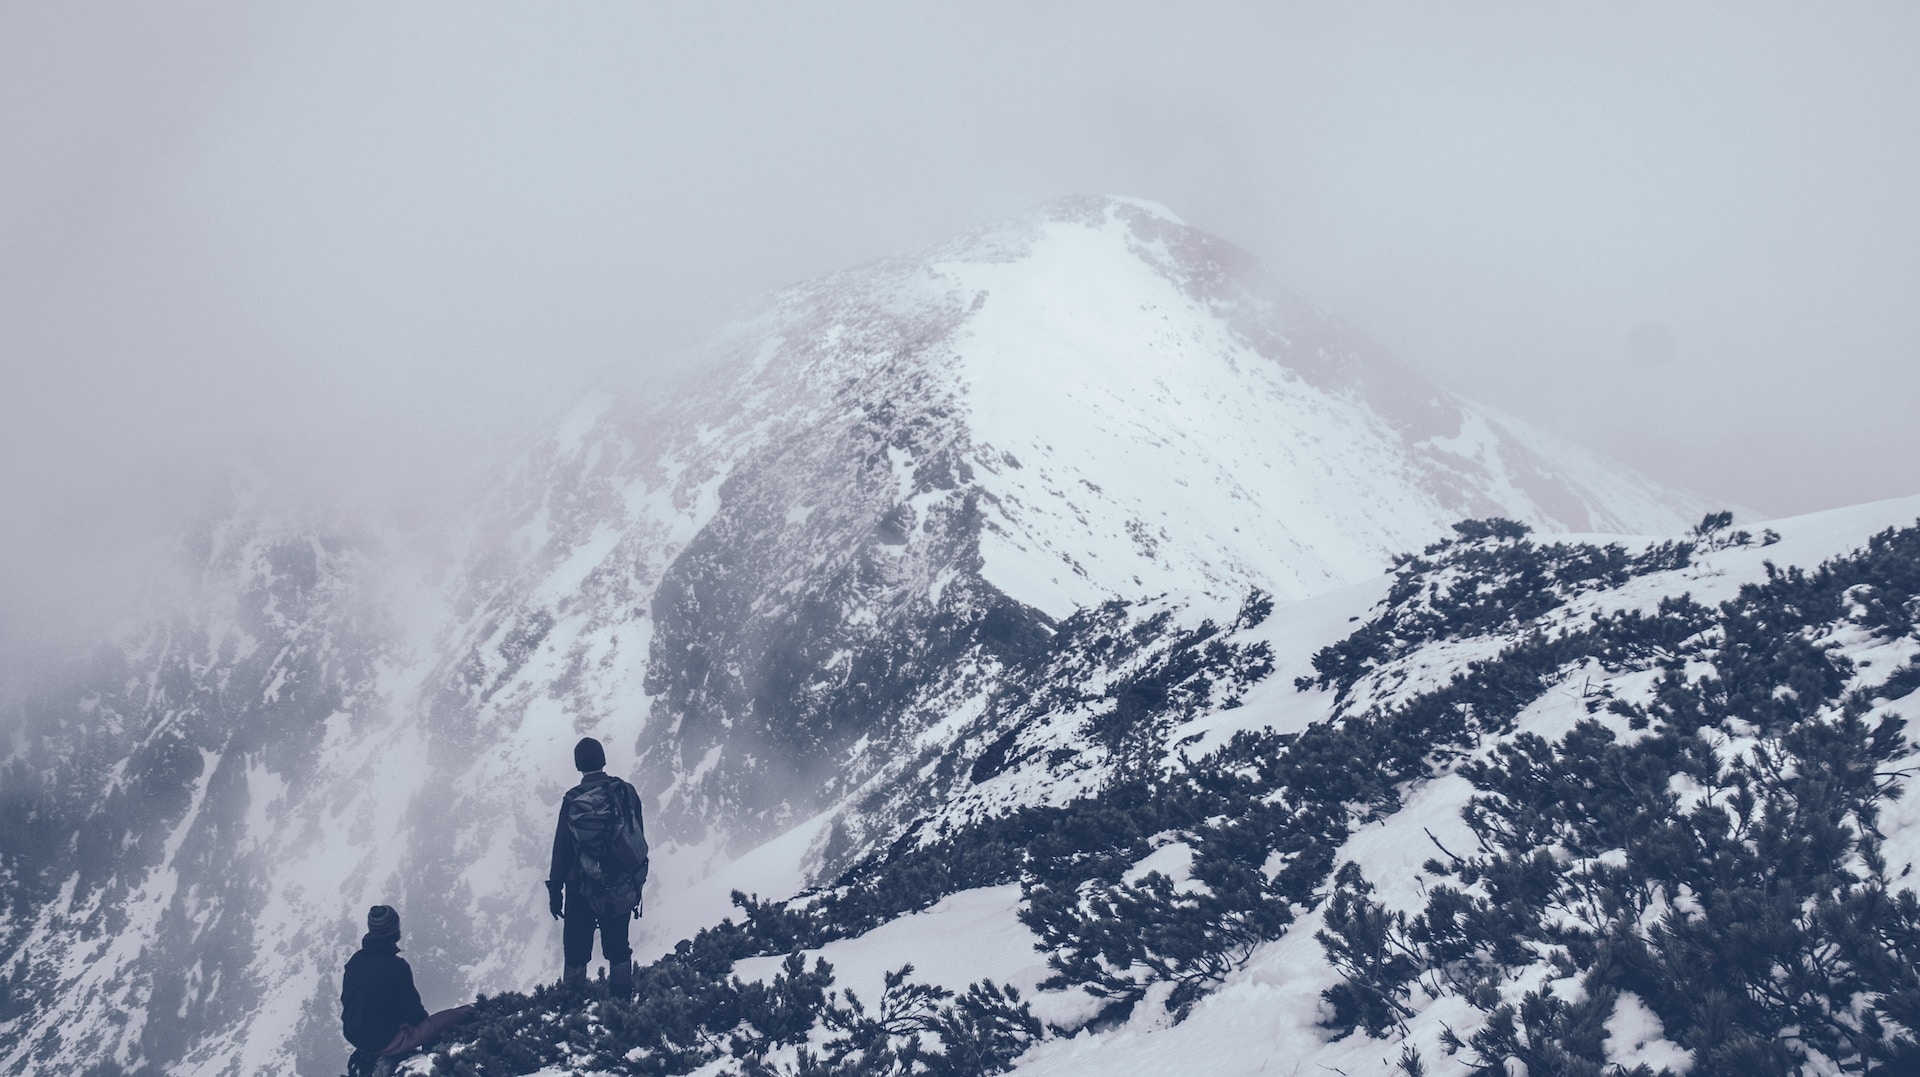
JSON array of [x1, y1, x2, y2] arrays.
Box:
[[898, 196, 1702, 616], [683, 195, 1706, 610]]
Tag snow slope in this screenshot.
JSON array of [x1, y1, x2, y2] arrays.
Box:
[[983, 495, 1920, 1075]]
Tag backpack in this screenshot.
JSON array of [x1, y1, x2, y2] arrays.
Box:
[[566, 778, 649, 914]]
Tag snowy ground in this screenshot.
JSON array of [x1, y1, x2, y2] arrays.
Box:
[[730, 885, 1095, 1027], [1009, 496, 1920, 1077]]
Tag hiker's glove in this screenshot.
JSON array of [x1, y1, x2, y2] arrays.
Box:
[[546, 880, 564, 920]]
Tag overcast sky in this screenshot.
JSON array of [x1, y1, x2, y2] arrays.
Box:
[[3, 2, 1917, 683]]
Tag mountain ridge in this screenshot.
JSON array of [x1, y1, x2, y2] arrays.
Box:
[[0, 195, 1716, 1075], [408, 493, 1920, 1077]]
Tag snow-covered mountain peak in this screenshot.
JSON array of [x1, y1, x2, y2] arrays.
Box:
[[2, 197, 1724, 1076], [671, 194, 1705, 619]]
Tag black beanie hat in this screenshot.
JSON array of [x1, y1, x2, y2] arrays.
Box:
[[574, 736, 606, 772], [367, 904, 401, 942]]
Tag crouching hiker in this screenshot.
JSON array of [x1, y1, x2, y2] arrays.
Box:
[[547, 736, 649, 998], [341, 904, 475, 1076]]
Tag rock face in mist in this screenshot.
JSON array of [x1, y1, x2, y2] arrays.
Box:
[[0, 195, 1707, 1074], [0, 496, 387, 1074]]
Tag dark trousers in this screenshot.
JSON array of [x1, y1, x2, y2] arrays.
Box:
[[563, 890, 632, 966]]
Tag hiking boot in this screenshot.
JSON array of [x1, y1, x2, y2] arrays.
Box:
[[562, 963, 589, 991], [608, 958, 633, 999]]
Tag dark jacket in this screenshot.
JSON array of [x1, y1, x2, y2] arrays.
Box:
[[340, 934, 429, 1051], [549, 770, 648, 897]]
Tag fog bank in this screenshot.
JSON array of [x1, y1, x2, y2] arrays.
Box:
[[4, 2, 1916, 689]]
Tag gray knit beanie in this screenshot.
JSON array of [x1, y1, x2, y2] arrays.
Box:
[[367, 904, 401, 942], [574, 737, 606, 773]]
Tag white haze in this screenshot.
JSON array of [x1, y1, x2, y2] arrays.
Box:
[[3, 2, 1917, 691]]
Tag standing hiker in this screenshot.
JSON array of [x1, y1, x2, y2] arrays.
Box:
[[547, 736, 650, 997], [340, 904, 476, 1076]]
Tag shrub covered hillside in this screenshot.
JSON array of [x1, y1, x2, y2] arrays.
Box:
[[409, 506, 1920, 1077]]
